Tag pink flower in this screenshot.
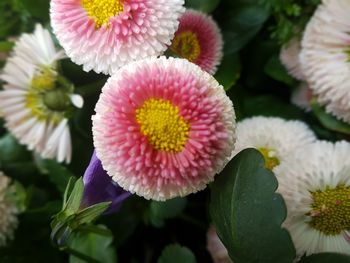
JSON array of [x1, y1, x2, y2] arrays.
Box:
[[92, 57, 236, 200], [170, 10, 223, 75], [50, 0, 184, 75]]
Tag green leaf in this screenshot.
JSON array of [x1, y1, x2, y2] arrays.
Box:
[[75, 202, 111, 225], [7, 181, 27, 213], [64, 177, 78, 208], [215, 53, 241, 91], [243, 95, 304, 120], [210, 149, 296, 263], [221, 2, 270, 54], [185, 0, 220, 13], [68, 225, 117, 263], [35, 158, 74, 193], [148, 197, 187, 227], [0, 41, 14, 52], [157, 244, 196, 263], [311, 100, 350, 135], [0, 134, 31, 164], [299, 253, 350, 263], [64, 177, 84, 215], [264, 55, 295, 86], [19, 0, 50, 22]]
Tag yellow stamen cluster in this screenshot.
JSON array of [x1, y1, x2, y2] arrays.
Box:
[[308, 185, 350, 235], [136, 99, 190, 152], [171, 31, 201, 62], [258, 147, 280, 170], [347, 48, 350, 62], [26, 68, 67, 124], [82, 0, 124, 28], [30, 68, 56, 91]]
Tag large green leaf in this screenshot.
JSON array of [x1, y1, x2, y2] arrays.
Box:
[[220, 1, 270, 54], [68, 225, 117, 263], [311, 100, 350, 135], [157, 244, 196, 263], [20, 0, 50, 22], [210, 148, 296, 263], [185, 0, 220, 13], [243, 95, 304, 120], [299, 253, 350, 263], [215, 53, 241, 91], [0, 134, 31, 164], [264, 55, 295, 86], [35, 158, 74, 193], [147, 197, 187, 227]]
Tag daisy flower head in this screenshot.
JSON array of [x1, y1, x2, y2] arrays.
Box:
[[0, 172, 19, 247], [232, 117, 316, 170], [275, 141, 350, 256], [170, 10, 223, 75], [50, 0, 185, 75], [280, 37, 305, 81], [92, 57, 236, 201], [0, 24, 83, 163], [291, 83, 313, 112], [300, 0, 350, 123], [207, 226, 233, 263]]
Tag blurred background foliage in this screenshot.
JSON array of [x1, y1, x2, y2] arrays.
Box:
[[0, 0, 348, 262]]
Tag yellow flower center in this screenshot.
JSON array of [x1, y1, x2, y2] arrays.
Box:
[[170, 31, 201, 62], [81, 0, 124, 28], [308, 185, 350, 235], [258, 148, 280, 170], [26, 68, 71, 124], [136, 99, 190, 152]]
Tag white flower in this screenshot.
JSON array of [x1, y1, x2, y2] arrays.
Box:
[[232, 116, 316, 170], [300, 0, 350, 123], [291, 82, 313, 112], [0, 172, 19, 247], [207, 226, 233, 263], [0, 24, 83, 163], [275, 141, 350, 256], [280, 37, 305, 81], [51, 0, 185, 75]]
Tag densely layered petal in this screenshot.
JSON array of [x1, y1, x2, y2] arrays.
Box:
[[276, 141, 350, 256], [300, 0, 350, 123], [51, 0, 185, 74], [92, 57, 236, 200]]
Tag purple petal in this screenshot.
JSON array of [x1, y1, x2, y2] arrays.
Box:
[[82, 150, 131, 214]]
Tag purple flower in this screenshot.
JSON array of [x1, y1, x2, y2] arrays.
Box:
[[82, 151, 131, 214]]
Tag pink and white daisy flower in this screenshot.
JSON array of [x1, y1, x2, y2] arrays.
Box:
[[92, 57, 236, 201], [170, 10, 223, 75], [300, 0, 350, 123], [291, 83, 313, 112], [50, 0, 185, 75], [280, 37, 305, 81]]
